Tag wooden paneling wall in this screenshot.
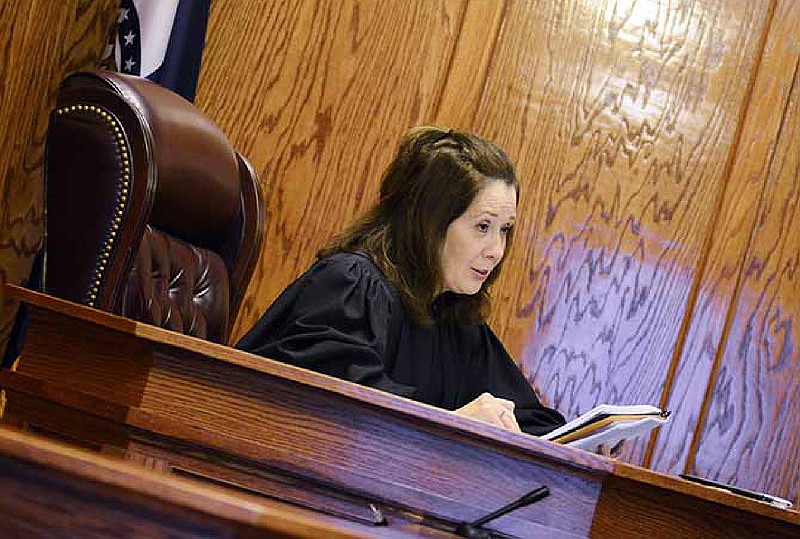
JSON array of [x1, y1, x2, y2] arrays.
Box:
[[3, 0, 799, 510], [442, 0, 772, 470], [0, 0, 119, 357], [652, 0, 799, 481], [195, 0, 466, 336], [196, 0, 800, 503], [684, 0, 800, 501]]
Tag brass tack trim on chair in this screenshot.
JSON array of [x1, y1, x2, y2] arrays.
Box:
[[55, 104, 132, 307]]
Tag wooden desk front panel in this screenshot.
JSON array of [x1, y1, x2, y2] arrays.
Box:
[[0, 395, 459, 539], [139, 347, 602, 537], [3, 287, 800, 538], [0, 427, 378, 539], [1, 454, 240, 538], [7, 295, 605, 538]]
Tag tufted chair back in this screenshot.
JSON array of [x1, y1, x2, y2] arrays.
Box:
[[43, 71, 264, 344]]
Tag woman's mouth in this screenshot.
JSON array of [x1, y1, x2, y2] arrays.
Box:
[[471, 268, 490, 280]]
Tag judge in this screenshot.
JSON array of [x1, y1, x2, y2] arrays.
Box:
[[238, 126, 565, 436]]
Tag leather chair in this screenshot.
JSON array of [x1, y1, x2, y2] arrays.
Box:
[[43, 71, 264, 345]]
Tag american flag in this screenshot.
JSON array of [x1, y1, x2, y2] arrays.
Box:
[[115, 0, 211, 102]]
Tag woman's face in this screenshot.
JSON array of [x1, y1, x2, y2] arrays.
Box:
[[440, 180, 517, 295]]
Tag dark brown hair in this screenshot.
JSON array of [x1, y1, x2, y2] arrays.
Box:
[[319, 126, 518, 325]]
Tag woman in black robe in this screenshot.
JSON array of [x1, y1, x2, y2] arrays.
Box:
[[238, 127, 565, 436]]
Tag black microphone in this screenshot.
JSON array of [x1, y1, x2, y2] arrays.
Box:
[[455, 486, 550, 538]]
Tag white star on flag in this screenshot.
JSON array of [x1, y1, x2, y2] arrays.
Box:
[[114, 0, 211, 101]]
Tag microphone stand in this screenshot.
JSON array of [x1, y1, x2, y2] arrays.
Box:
[[455, 486, 550, 538]]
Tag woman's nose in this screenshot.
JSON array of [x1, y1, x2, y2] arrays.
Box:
[[484, 234, 504, 260]]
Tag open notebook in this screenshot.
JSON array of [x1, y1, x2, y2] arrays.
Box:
[[541, 404, 671, 451]]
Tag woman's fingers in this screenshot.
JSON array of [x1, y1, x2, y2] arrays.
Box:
[[597, 439, 626, 458], [610, 439, 625, 457], [454, 393, 521, 433], [495, 397, 516, 413], [496, 405, 522, 432]]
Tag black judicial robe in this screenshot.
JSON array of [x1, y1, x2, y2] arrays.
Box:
[[237, 252, 565, 436]]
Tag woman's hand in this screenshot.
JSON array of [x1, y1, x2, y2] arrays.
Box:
[[454, 392, 522, 433], [597, 439, 625, 458]]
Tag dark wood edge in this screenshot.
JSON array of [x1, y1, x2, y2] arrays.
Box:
[[5, 283, 610, 474], [0, 370, 131, 422], [0, 425, 370, 538], [608, 461, 800, 524]]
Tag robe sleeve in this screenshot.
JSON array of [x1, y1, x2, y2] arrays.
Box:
[[478, 325, 566, 436], [236, 255, 416, 398]]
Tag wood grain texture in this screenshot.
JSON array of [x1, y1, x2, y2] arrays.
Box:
[[433, 0, 508, 127], [0, 427, 375, 538], [5, 288, 800, 538], [3, 385, 580, 539], [21, 309, 153, 408], [4, 288, 607, 538], [0, 0, 118, 358], [194, 0, 466, 341], [649, 0, 797, 476], [140, 354, 601, 538], [591, 473, 800, 538], [434, 0, 772, 465], [689, 12, 800, 502], [4, 282, 613, 474]]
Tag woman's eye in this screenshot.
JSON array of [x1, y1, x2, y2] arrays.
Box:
[[501, 225, 513, 236], [476, 222, 490, 233]]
